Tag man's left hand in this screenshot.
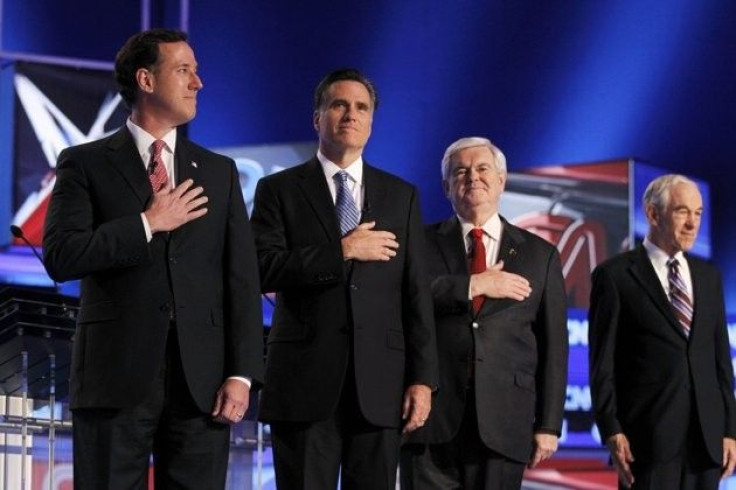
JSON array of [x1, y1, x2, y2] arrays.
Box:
[[211, 379, 250, 425], [722, 437, 736, 480], [401, 384, 432, 434], [529, 433, 559, 468]]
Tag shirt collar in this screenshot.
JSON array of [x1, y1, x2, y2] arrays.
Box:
[[126, 118, 177, 158], [317, 150, 363, 184], [643, 236, 685, 266], [458, 213, 502, 241]]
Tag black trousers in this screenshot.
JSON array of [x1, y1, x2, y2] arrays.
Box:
[[401, 389, 525, 490], [625, 410, 720, 490], [270, 363, 401, 490], [72, 329, 230, 490]]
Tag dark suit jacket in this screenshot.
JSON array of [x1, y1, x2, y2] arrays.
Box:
[[43, 127, 264, 412], [408, 216, 568, 463], [251, 157, 438, 429], [589, 246, 736, 465]]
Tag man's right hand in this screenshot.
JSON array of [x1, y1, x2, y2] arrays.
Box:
[[341, 221, 399, 261], [144, 179, 208, 234], [470, 260, 531, 301], [607, 433, 635, 488]]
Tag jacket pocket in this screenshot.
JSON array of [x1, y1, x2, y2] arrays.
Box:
[[386, 329, 405, 351]]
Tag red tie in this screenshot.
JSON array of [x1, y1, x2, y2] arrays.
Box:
[[470, 228, 486, 313], [149, 140, 169, 192]]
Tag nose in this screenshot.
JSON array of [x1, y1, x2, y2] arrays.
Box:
[[191, 72, 203, 90], [342, 104, 357, 120]]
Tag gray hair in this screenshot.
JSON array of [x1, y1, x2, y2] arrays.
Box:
[[642, 174, 698, 212], [441, 137, 507, 180]]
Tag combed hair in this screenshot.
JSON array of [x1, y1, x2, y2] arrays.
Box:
[[642, 174, 697, 212], [313, 68, 379, 112], [441, 137, 507, 180], [115, 28, 188, 110]]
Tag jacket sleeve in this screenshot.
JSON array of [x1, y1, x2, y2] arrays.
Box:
[[588, 264, 624, 439], [532, 247, 569, 434]]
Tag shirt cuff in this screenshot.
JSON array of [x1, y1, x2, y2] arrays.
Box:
[[227, 376, 252, 389], [140, 213, 153, 242]]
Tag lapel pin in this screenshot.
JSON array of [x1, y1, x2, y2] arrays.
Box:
[[191, 161, 198, 168], [509, 248, 517, 256]]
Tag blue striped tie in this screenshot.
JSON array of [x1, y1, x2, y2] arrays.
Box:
[[667, 258, 693, 337], [335, 171, 360, 236]]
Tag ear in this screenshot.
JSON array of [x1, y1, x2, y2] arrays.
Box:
[[135, 68, 154, 94], [645, 204, 658, 226], [498, 171, 507, 191], [442, 179, 451, 198], [313, 110, 320, 132]]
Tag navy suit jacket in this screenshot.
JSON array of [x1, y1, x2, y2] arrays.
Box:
[[408, 216, 568, 463], [589, 246, 736, 464], [251, 157, 438, 428]]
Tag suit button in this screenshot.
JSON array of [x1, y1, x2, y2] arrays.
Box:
[[350, 284, 358, 290], [472, 322, 479, 329], [169, 257, 177, 264]]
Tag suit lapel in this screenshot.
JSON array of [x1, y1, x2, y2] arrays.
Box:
[[175, 135, 199, 187], [436, 216, 467, 276], [361, 164, 385, 225], [296, 158, 341, 241], [629, 246, 687, 339], [106, 128, 152, 206], [170, 136, 201, 245], [685, 254, 703, 339]]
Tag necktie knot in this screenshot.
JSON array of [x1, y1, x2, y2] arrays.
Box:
[[152, 139, 166, 159], [667, 257, 680, 272], [336, 171, 350, 184], [471, 228, 484, 240]]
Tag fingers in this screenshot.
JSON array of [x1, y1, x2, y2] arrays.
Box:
[[211, 380, 250, 425], [401, 385, 431, 435], [355, 221, 376, 230]]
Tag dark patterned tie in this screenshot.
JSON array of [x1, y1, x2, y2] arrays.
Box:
[[149, 139, 169, 192], [667, 257, 693, 337], [334, 171, 359, 236], [470, 228, 486, 313]]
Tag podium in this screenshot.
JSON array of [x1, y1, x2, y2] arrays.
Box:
[[0, 287, 77, 490]]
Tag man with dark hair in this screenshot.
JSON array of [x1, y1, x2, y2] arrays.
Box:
[[251, 68, 438, 489], [43, 28, 264, 489], [589, 174, 736, 489]]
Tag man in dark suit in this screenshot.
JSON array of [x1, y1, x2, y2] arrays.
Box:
[[589, 174, 736, 489], [42, 29, 263, 489], [250, 68, 438, 490], [401, 137, 568, 489]]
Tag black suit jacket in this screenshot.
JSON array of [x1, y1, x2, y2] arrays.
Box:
[[43, 127, 264, 412], [589, 246, 736, 465], [251, 157, 438, 428], [408, 216, 568, 463]]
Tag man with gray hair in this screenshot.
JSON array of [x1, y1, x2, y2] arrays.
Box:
[[402, 136, 568, 489], [589, 174, 736, 489]]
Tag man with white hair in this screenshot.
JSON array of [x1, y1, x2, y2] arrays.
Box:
[[402, 136, 568, 489], [589, 174, 736, 489]]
